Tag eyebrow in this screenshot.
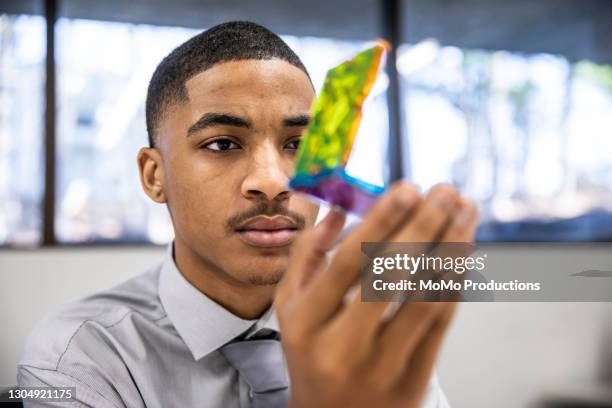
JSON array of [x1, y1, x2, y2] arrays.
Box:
[[283, 114, 311, 127], [186, 112, 311, 137], [187, 113, 252, 137]]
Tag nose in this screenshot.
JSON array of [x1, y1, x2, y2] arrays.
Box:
[[241, 141, 292, 202]]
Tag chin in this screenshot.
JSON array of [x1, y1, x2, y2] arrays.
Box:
[[246, 270, 285, 286], [238, 255, 289, 286]]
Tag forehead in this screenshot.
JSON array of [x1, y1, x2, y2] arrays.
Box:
[[184, 59, 315, 118]]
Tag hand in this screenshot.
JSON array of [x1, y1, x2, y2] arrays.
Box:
[[275, 182, 479, 408]]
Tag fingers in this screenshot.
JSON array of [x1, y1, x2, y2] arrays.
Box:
[[327, 198, 474, 355], [278, 182, 474, 344], [439, 198, 479, 243], [298, 185, 468, 337], [289, 182, 421, 332], [428, 198, 479, 300], [395, 303, 457, 405], [276, 209, 346, 310], [375, 185, 462, 302], [390, 184, 460, 244], [370, 303, 444, 381], [366, 194, 473, 380], [323, 286, 394, 355]]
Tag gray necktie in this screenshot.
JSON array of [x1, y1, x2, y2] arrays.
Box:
[[220, 339, 289, 408]]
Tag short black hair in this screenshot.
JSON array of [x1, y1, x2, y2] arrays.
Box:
[[145, 21, 310, 147]]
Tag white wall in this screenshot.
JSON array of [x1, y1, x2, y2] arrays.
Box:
[[438, 302, 612, 407], [1, 246, 611, 407], [0, 247, 165, 387]]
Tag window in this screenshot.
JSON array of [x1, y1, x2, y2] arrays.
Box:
[[0, 14, 46, 246], [2, 0, 610, 246], [55, 19, 199, 243], [399, 42, 612, 240]]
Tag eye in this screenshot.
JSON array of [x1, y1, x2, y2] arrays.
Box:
[[202, 138, 241, 152], [285, 138, 302, 150]]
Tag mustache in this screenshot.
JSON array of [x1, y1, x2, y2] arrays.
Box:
[[226, 202, 306, 231]]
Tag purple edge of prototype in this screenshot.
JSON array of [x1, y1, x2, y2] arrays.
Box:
[[293, 176, 380, 216]]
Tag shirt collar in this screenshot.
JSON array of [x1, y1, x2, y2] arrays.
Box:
[[158, 244, 279, 360]]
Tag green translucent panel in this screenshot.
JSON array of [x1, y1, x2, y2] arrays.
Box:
[[294, 42, 386, 176]]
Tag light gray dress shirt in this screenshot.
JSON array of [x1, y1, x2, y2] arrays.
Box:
[[18, 244, 450, 407]]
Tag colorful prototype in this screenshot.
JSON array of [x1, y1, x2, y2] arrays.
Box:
[[289, 40, 389, 215]]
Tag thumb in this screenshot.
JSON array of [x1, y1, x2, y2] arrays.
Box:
[[276, 208, 346, 304]]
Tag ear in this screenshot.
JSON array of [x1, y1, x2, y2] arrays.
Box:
[[137, 147, 167, 203]]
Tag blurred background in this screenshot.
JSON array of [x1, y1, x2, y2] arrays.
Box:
[[1, 0, 611, 406]]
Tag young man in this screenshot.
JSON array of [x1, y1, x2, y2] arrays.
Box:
[[18, 21, 478, 407]]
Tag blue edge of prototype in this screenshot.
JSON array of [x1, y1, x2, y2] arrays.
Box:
[[289, 168, 385, 216]]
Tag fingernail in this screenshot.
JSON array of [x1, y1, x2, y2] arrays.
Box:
[[454, 205, 475, 227]]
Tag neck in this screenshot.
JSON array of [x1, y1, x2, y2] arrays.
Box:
[[173, 239, 275, 320]]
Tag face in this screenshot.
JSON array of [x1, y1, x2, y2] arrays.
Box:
[[140, 59, 319, 286]]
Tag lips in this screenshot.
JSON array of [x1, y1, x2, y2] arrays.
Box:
[[235, 216, 299, 248]]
